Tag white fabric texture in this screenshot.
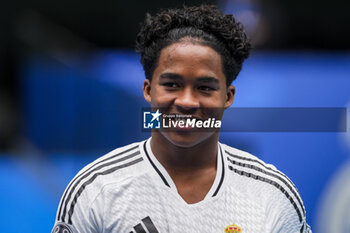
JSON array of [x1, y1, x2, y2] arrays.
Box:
[[52, 138, 311, 233]]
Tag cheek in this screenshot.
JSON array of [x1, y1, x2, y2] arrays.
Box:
[[201, 93, 227, 107], [150, 86, 175, 105]]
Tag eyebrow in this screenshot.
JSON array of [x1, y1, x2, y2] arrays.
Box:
[[159, 73, 219, 84], [159, 73, 183, 80], [197, 77, 219, 84]]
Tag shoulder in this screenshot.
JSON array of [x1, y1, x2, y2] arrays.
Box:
[[220, 142, 308, 230], [74, 141, 145, 192], [220, 142, 279, 176], [55, 140, 146, 225]]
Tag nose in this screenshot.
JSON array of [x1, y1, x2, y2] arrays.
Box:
[[174, 86, 200, 110]]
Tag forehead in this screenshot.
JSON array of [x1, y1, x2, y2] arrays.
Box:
[[155, 42, 225, 79]]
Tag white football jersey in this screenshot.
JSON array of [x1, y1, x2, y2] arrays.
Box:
[[52, 138, 311, 233]]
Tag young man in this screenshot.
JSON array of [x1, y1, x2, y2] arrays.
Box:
[[52, 5, 311, 233]]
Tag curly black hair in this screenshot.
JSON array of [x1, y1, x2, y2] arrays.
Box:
[[135, 4, 251, 86]]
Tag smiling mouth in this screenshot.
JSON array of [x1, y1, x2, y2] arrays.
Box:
[[166, 117, 201, 131], [167, 112, 203, 120], [168, 121, 195, 133], [172, 118, 194, 130], [160, 114, 222, 132]]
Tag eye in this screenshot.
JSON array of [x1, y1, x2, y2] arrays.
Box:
[[163, 82, 180, 88], [198, 86, 215, 91]]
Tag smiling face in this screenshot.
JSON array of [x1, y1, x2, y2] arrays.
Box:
[[143, 41, 235, 148]]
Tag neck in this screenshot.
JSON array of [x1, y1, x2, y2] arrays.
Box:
[[150, 132, 219, 174]]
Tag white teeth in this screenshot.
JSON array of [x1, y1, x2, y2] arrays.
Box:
[[172, 118, 188, 121]]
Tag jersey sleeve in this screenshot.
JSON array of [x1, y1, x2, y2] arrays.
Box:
[[51, 174, 105, 233], [51, 188, 104, 233], [264, 180, 312, 233], [271, 214, 312, 233]]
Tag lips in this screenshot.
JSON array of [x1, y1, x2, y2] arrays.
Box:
[[171, 115, 200, 130], [166, 117, 199, 131], [167, 113, 203, 121]]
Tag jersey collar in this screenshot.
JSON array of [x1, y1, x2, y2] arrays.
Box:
[[142, 138, 226, 199]]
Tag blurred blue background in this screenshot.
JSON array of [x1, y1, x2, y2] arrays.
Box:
[[1, 51, 349, 233], [1, 0, 350, 233]]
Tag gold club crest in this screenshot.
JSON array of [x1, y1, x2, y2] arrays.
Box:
[[225, 223, 242, 232]]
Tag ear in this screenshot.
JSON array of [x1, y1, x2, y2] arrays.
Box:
[[224, 85, 235, 109], [143, 79, 152, 104]]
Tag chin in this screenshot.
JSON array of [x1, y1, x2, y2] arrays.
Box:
[[160, 130, 214, 149]]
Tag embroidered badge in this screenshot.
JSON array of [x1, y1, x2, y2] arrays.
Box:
[[51, 222, 73, 233], [225, 223, 242, 232]]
